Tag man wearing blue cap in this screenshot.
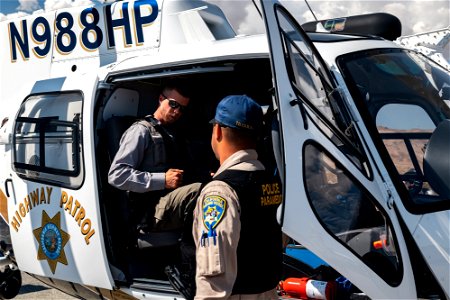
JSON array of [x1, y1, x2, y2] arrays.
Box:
[[192, 95, 282, 299]]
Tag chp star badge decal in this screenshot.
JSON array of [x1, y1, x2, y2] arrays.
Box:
[[33, 211, 70, 274]]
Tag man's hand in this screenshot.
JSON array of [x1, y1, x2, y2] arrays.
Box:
[[165, 169, 184, 189]]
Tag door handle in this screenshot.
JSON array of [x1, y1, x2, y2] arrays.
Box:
[[4, 179, 12, 198], [289, 98, 308, 130]]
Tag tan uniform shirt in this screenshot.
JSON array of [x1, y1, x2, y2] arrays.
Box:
[[192, 149, 278, 299]]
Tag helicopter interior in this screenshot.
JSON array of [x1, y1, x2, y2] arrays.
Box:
[[94, 57, 278, 286]]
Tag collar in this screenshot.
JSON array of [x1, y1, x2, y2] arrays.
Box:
[[213, 149, 262, 177], [144, 115, 161, 126]]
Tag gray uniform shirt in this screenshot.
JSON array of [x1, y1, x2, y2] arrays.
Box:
[[108, 121, 166, 193], [192, 149, 277, 299]]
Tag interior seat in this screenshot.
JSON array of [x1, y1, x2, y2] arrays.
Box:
[[423, 119, 450, 198]]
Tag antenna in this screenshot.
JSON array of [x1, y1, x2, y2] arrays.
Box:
[[252, 0, 262, 18], [304, 0, 318, 21]]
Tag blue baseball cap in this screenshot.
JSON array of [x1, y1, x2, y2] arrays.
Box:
[[210, 95, 263, 131]]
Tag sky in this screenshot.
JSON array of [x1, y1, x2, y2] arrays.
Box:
[[0, 0, 449, 37]]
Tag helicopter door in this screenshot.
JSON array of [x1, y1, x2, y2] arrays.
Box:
[[261, 1, 417, 298], [8, 74, 114, 289]]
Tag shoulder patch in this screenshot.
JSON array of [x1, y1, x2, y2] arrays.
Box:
[[202, 195, 227, 231]]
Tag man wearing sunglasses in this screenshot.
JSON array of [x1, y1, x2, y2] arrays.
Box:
[[108, 78, 202, 234]]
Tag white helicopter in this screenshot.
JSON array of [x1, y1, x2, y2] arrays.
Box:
[[0, 0, 449, 299]]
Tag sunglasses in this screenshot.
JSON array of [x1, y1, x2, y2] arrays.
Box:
[[162, 94, 187, 112]]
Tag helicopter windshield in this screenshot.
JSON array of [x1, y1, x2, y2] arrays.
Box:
[[339, 49, 450, 210]]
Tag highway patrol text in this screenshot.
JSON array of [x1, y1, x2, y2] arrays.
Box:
[[11, 187, 96, 245]]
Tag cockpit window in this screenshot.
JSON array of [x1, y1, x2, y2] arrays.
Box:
[[339, 49, 450, 210]]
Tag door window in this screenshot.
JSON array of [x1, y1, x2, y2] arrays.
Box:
[[304, 143, 402, 286], [275, 6, 369, 175], [276, 8, 334, 127], [13, 92, 83, 188]]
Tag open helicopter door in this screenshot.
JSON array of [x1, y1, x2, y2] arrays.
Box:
[[7, 74, 114, 289], [261, 1, 417, 298]]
